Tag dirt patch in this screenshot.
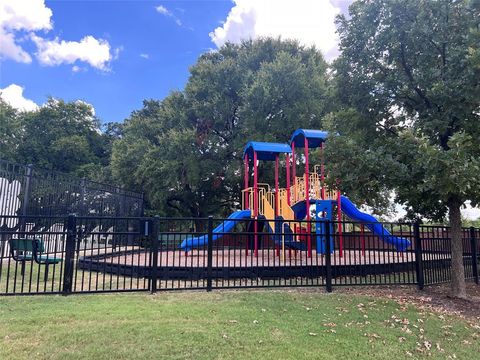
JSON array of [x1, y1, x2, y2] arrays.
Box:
[[334, 282, 480, 321]]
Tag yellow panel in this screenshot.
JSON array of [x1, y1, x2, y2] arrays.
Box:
[[261, 191, 276, 232]]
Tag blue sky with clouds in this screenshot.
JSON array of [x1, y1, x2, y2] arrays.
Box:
[[1, 1, 351, 122], [1, 1, 236, 122]]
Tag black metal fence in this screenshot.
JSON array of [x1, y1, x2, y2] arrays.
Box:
[[0, 159, 144, 218], [0, 215, 478, 295]]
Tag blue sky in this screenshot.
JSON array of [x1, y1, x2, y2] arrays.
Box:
[[1, 1, 235, 122], [1, 1, 350, 123]]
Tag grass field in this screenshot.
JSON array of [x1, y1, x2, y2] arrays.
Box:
[[0, 290, 478, 359]]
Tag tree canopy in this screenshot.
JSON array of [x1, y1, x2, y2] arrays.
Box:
[[0, 99, 22, 162], [0, 98, 115, 181], [111, 38, 331, 218], [326, 0, 480, 297]]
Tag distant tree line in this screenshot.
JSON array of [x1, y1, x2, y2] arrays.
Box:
[[0, 98, 121, 182]]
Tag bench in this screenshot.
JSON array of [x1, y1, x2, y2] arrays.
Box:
[[9, 238, 63, 281]]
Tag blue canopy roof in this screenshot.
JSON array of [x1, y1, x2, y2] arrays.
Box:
[[290, 129, 329, 148], [243, 141, 292, 161]]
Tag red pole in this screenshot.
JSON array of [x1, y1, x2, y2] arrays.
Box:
[[286, 153, 291, 206], [244, 154, 249, 256], [253, 151, 258, 258], [305, 137, 311, 258], [321, 142, 325, 200], [292, 143, 296, 185], [244, 154, 249, 209], [275, 154, 280, 257], [337, 188, 343, 258], [360, 224, 365, 257], [275, 154, 279, 217]]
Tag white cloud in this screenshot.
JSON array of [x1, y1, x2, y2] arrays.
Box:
[[210, 0, 353, 61], [0, 0, 52, 62], [0, 0, 52, 31], [0, 84, 39, 111], [32, 34, 113, 71], [155, 5, 171, 16], [155, 4, 183, 27], [140, 53, 149, 59], [0, 29, 32, 63], [0, 0, 118, 69]]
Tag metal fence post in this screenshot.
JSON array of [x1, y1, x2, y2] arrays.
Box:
[[150, 216, 160, 293], [414, 222, 424, 290], [62, 214, 77, 295], [325, 220, 333, 293], [470, 227, 479, 285], [206, 216, 213, 292]]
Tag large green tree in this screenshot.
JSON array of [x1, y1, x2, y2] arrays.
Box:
[[328, 0, 480, 297], [0, 99, 22, 162], [15, 99, 110, 178], [112, 38, 330, 218]]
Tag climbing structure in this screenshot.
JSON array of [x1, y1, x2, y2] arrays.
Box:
[[180, 129, 411, 256]]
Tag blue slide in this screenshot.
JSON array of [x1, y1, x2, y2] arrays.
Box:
[[340, 196, 411, 251], [179, 210, 252, 252]]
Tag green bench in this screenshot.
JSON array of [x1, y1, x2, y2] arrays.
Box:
[[9, 238, 63, 281]]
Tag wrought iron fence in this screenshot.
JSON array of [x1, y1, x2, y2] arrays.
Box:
[[0, 215, 478, 295], [0, 159, 144, 218]]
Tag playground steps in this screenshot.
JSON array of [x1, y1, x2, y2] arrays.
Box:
[[272, 218, 306, 250]]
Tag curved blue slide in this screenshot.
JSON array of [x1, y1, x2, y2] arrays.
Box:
[[179, 210, 252, 252], [340, 196, 411, 251]]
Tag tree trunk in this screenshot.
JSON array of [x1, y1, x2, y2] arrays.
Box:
[[448, 197, 467, 298]]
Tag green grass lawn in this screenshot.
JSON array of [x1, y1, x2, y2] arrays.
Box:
[[0, 291, 478, 360]]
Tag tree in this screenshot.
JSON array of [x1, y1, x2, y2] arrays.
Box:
[[111, 38, 330, 219], [16, 98, 109, 176], [0, 99, 22, 162], [328, 0, 480, 297]]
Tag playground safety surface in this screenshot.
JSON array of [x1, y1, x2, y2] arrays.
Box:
[[77, 248, 450, 280], [92, 248, 418, 267]]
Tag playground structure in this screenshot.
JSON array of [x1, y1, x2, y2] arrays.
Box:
[[2, 130, 478, 295], [180, 129, 411, 258]]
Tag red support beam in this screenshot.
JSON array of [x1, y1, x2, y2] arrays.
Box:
[[244, 153, 249, 256], [292, 142, 296, 184], [337, 189, 343, 257], [286, 153, 291, 206], [244, 154, 249, 209], [275, 154, 279, 217], [305, 137, 311, 258], [360, 224, 365, 257], [275, 154, 280, 257], [253, 151, 258, 258], [321, 142, 325, 200]]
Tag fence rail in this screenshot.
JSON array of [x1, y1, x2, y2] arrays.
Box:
[[0, 215, 478, 295], [0, 159, 144, 218]]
